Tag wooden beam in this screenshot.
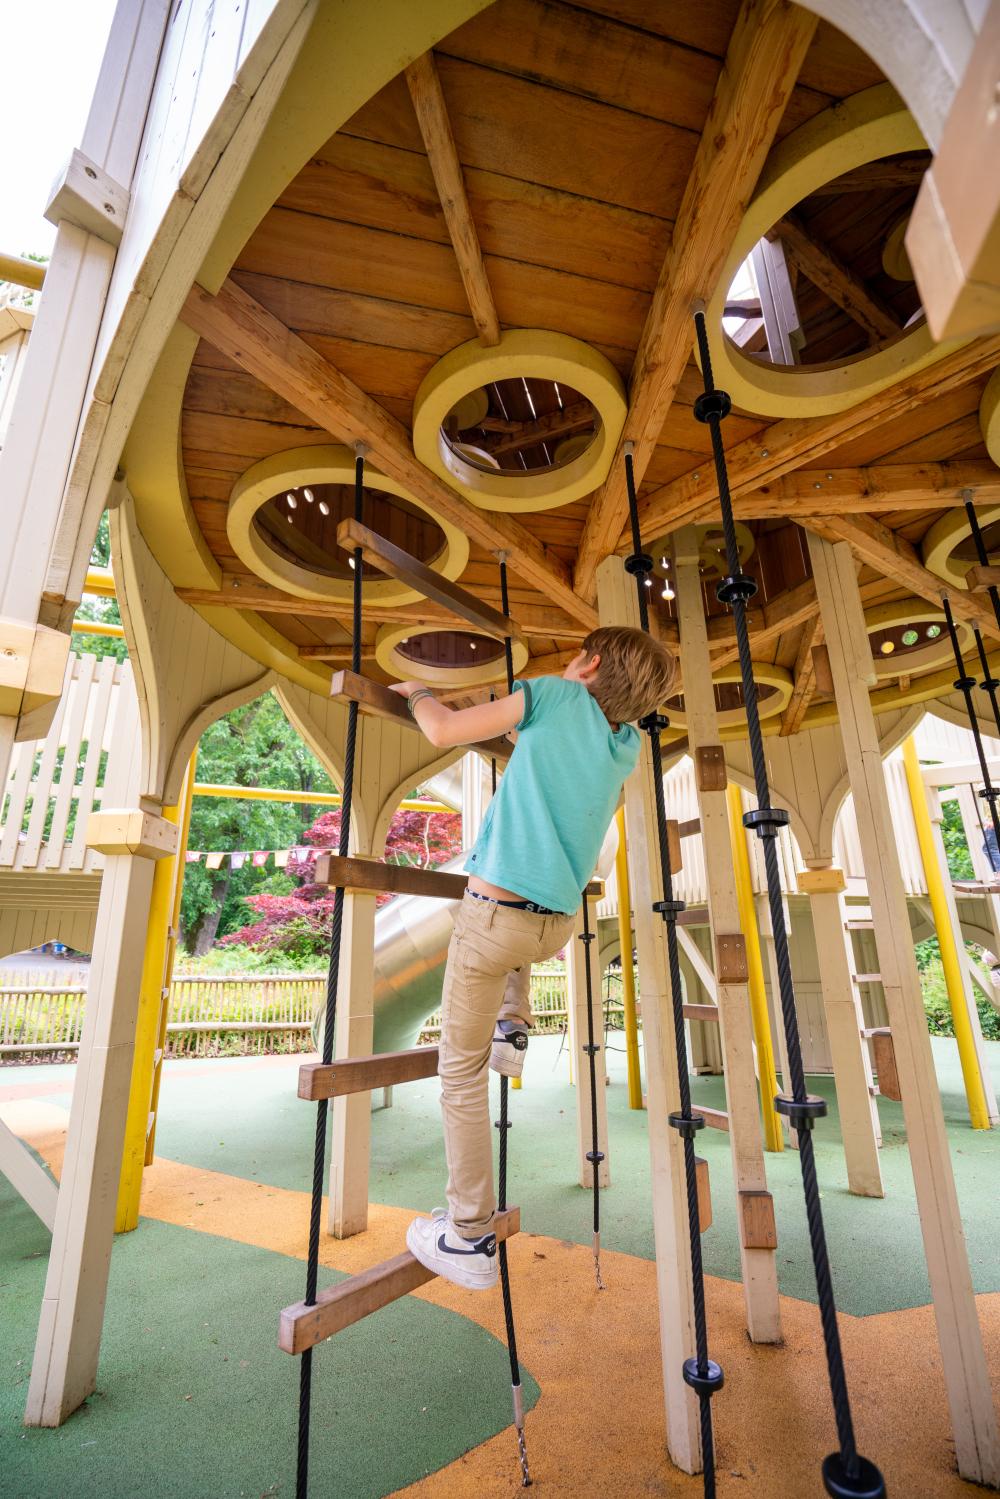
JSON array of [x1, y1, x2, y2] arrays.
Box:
[[330, 668, 513, 759], [778, 213, 901, 342], [313, 854, 467, 901], [337, 519, 523, 643], [177, 576, 589, 640], [700, 1106, 730, 1132], [572, 0, 818, 602], [481, 401, 594, 457], [805, 514, 1000, 641], [637, 334, 1000, 545], [404, 51, 500, 346], [780, 613, 823, 735], [736, 460, 1000, 518], [683, 1003, 721, 1022], [279, 1206, 520, 1354], [298, 1046, 440, 1102], [180, 280, 596, 629], [966, 564, 1000, 592]]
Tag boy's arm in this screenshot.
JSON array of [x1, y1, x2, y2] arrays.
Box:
[[388, 682, 524, 748]]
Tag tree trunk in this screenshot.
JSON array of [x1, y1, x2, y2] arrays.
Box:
[[188, 874, 231, 955]]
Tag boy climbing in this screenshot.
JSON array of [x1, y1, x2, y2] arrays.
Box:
[[389, 626, 676, 1290]]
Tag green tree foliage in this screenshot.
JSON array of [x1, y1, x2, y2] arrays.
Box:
[[73, 512, 125, 662], [180, 693, 336, 954], [940, 794, 974, 880]]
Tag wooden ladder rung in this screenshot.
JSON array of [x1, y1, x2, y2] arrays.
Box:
[[330, 669, 513, 761], [953, 879, 1000, 895], [299, 1046, 440, 1101], [677, 816, 701, 839], [699, 1106, 730, 1132], [314, 855, 468, 900], [279, 1205, 521, 1354], [852, 972, 882, 984], [683, 1003, 720, 1022], [338, 519, 525, 644]]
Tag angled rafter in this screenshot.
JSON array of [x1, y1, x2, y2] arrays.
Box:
[[404, 51, 500, 346], [777, 213, 901, 342], [572, 0, 819, 602], [780, 613, 823, 735], [180, 280, 597, 629], [803, 514, 1000, 641], [637, 332, 1000, 545]]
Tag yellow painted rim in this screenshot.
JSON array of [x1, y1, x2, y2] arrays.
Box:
[[666, 662, 792, 731], [375, 621, 529, 686], [882, 215, 913, 282], [864, 599, 968, 680], [227, 445, 469, 605], [705, 85, 954, 419], [800, 649, 1000, 728], [412, 329, 626, 512], [921, 498, 1000, 589], [980, 367, 1000, 468]]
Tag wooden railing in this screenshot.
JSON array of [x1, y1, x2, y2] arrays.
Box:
[[0, 969, 637, 1060], [0, 653, 139, 874]]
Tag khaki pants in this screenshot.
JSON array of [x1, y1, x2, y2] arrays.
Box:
[[439, 893, 576, 1238]]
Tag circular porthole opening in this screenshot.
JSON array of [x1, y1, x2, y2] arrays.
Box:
[[253, 483, 446, 582], [667, 681, 778, 716], [440, 377, 601, 477], [397, 630, 506, 670], [864, 601, 967, 680], [375, 621, 529, 687]]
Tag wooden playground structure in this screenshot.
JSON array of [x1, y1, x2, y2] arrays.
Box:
[[3, 2, 1000, 1495]]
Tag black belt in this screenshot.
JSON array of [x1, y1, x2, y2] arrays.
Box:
[[466, 889, 567, 917]]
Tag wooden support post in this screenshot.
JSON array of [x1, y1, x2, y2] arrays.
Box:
[[809, 533, 1000, 1486], [674, 529, 781, 1343], [25, 809, 177, 1427], [565, 891, 610, 1188], [328, 890, 378, 1239], [596, 556, 701, 1476], [797, 868, 884, 1197]]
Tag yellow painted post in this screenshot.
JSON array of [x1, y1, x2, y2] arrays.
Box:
[[114, 757, 195, 1231], [901, 736, 992, 1130], [146, 754, 198, 1163], [726, 783, 784, 1152], [615, 806, 643, 1109]]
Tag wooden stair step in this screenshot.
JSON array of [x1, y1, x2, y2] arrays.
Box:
[[314, 854, 468, 900], [279, 1205, 520, 1354], [953, 879, 1000, 895], [338, 519, 525, 644], [330, 669, 513, 761], [299, 1046, 440, 1101], [683, 1003, 720, 1023]]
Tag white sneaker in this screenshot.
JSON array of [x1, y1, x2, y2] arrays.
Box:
[[490, 1019, 529, 1078], [406, 1208, 498, 1291]]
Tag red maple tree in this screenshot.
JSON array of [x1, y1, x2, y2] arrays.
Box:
[[220, 803, 463, 958]]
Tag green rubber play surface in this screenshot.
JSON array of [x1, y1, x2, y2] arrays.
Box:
[[130, 1032, 1000, 1316], [0, 1187, 538, 1499]]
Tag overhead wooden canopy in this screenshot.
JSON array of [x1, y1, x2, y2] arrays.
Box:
[[172, 0, 1000, 734]]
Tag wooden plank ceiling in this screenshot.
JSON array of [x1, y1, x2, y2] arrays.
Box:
[[177, 0, 1000, 732]]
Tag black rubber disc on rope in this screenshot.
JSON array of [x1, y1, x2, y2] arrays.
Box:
[[821, 1452, 886, 1498]]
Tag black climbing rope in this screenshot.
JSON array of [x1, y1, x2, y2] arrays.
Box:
[[493, 553, 531, 1487], [579, 888, 606, 1289], [691, 307, 885, 1499], [296, 446, 366, 1499], [621, 450, 721, 1498], [942, 593, 1000, 857]]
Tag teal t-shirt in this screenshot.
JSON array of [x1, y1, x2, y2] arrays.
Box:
[[466, 676, 640, 914]]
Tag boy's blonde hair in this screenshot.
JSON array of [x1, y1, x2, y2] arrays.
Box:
[[580, 626, 677, 724]]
